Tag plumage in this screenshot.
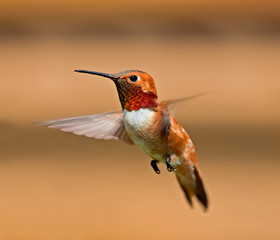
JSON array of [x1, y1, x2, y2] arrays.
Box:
[[40, 111, 133, 144], [41, 69, 208, 211]]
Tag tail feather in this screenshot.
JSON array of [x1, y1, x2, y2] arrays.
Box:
[[194, 167, 208, 210], [176, 175, 193, 208], [176, 165, 208, 211]]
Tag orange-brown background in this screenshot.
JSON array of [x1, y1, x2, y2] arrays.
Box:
[[0, 1, 280, 239]]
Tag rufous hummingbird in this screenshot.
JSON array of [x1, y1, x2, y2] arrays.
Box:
[[41, 69, 208, 210]]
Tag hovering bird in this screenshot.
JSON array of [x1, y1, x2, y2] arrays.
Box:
[[41, 69, 208, 210]]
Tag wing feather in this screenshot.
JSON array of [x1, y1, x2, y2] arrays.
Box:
[[40, 111, 134, 144]]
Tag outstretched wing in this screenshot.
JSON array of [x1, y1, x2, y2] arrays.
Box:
[[40, 111, 134, 144]]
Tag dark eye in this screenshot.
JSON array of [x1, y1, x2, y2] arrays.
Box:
[[129, 75, 139, 82]]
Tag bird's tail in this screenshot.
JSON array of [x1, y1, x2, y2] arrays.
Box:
[[175, 163, 208, 211]]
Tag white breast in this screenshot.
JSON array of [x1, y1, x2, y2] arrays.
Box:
[[123, 108, 155, 145], [123, 108, 155, 130], [123, 108, 166, 162]]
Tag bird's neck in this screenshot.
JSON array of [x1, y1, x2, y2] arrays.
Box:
[[115, 83, 158, 111]]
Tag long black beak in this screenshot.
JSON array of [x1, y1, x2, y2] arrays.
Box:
[[74, 70, 118, 80]]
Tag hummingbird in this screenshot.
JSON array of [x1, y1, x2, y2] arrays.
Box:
[[41, 69, 208, 210]]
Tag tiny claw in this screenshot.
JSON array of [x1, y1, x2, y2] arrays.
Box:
[[151, 160, 160, 174], [167, 164, 174, 172], [166, 157, 174, 172]]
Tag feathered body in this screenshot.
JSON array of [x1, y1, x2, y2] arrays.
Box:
[[41, 69, 208, 210]]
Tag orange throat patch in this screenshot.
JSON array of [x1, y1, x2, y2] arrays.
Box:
[[115, 81, 158, 111]]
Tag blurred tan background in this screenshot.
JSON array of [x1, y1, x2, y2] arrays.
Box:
[[0, 0, 280, 239]]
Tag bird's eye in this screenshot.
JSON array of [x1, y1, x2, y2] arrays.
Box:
[[129, 75, 139, 82]]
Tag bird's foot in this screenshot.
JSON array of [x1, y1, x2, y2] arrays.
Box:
[[151, 160, 160, 174], [166, 157, 174, 172]]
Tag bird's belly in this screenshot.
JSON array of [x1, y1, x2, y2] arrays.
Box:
[[123, 109, 166, 162]]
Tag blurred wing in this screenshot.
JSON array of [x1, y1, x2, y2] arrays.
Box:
[[40, 111, 134, 144], [162, 91, 211, 115], [165, 91, 210, 108]]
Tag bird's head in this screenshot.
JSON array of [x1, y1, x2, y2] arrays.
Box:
[[75, 69, 158, 111]]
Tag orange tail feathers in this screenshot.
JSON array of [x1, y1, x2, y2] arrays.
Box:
[[176, 165, 208, 211]]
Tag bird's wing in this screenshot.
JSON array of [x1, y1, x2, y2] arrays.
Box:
[[159, 91, 210, 118], [40, 111, 134, 144], [163, 91, 210, 109]]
